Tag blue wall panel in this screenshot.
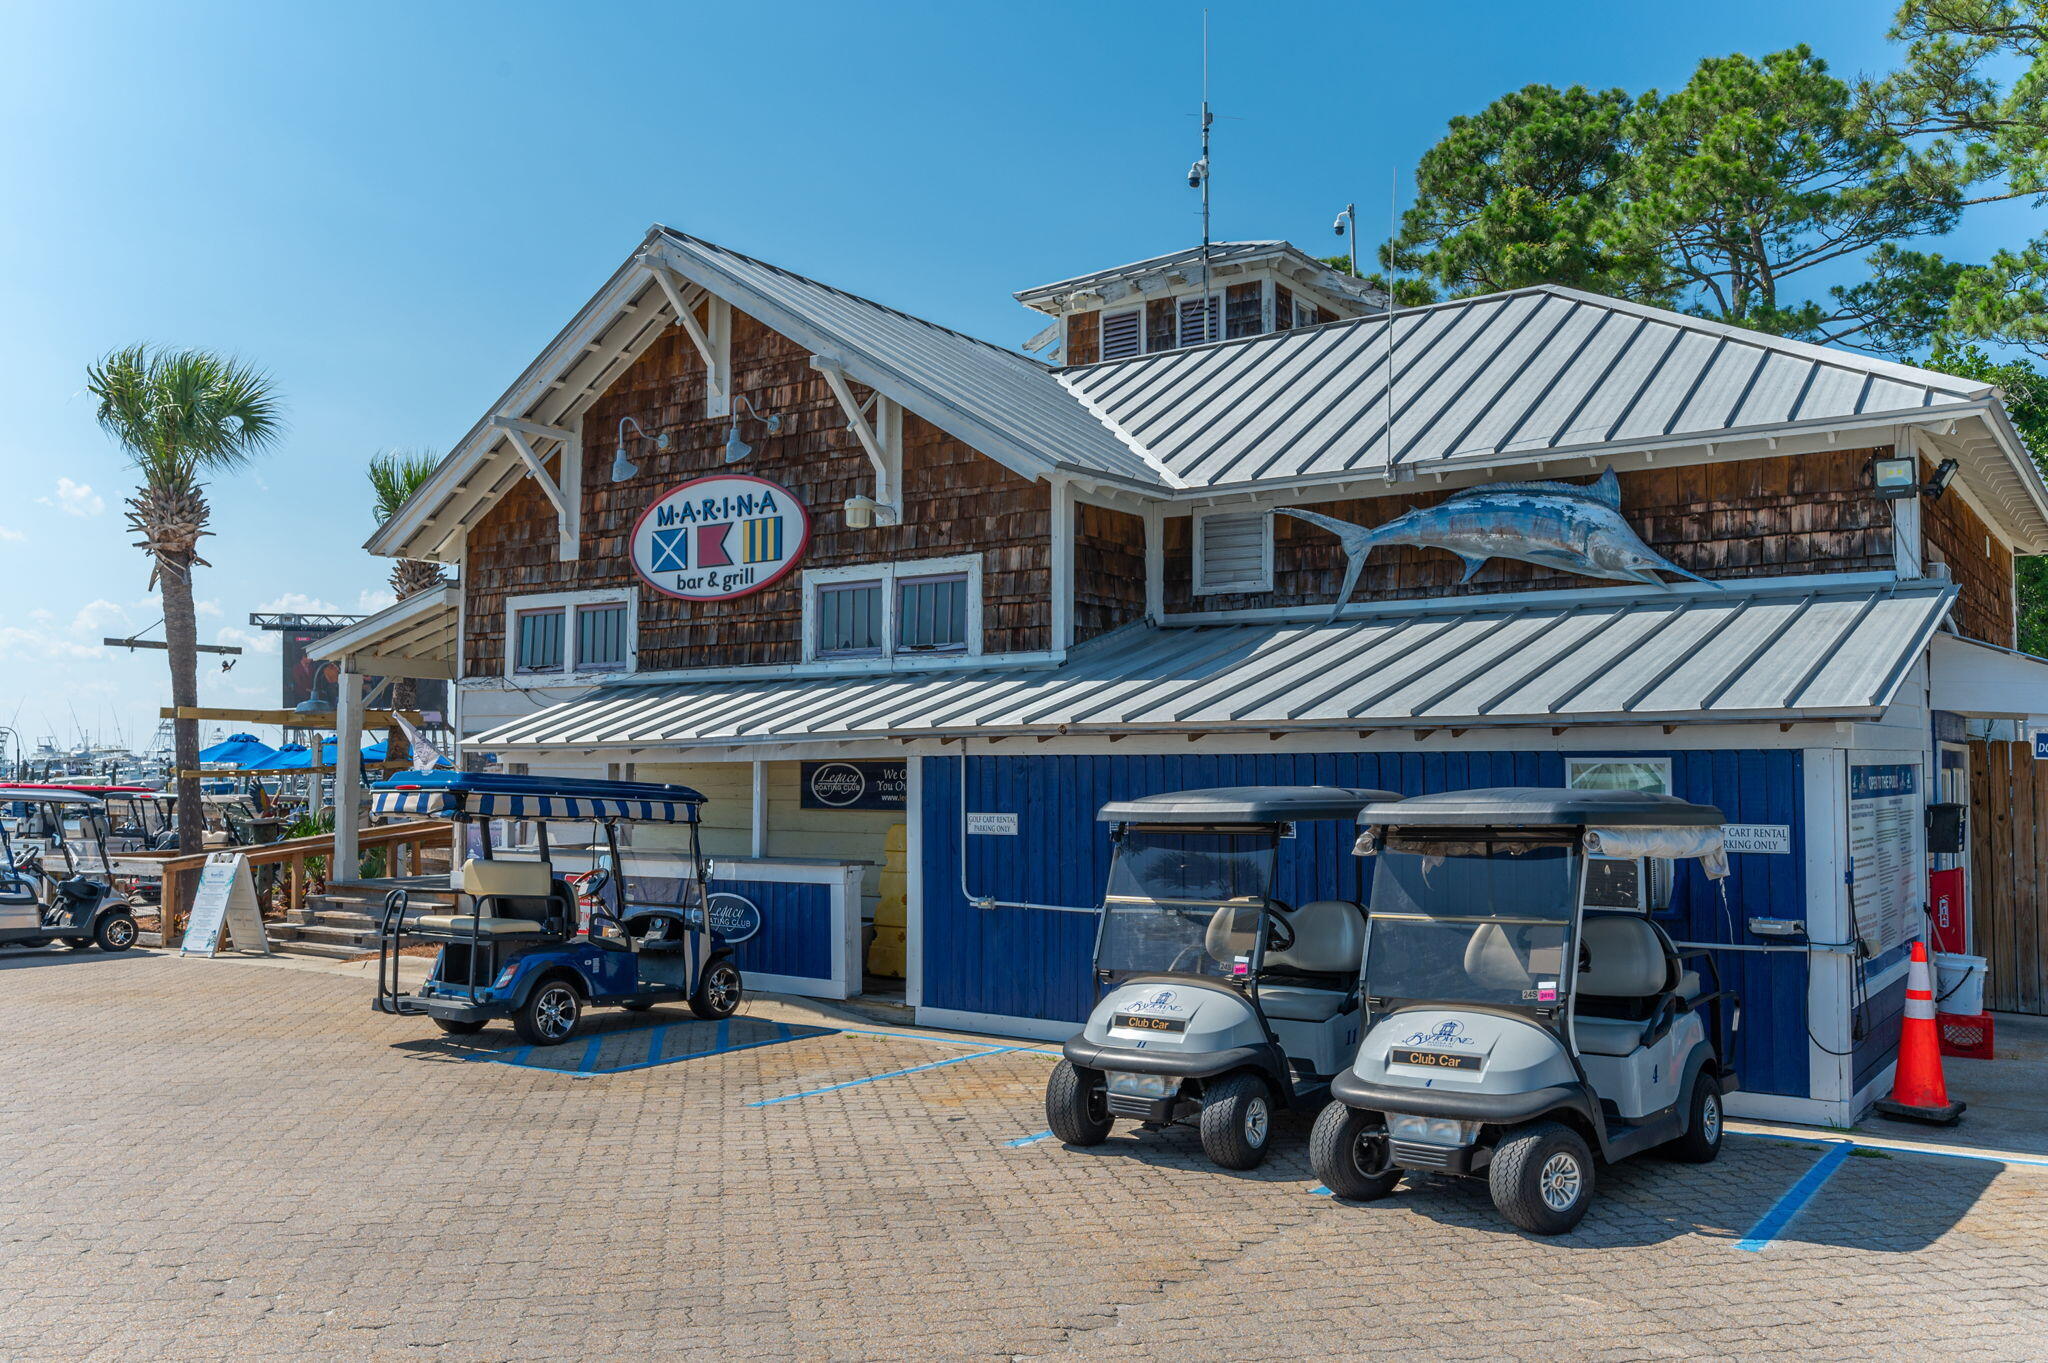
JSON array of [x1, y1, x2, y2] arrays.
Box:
[[921, 746, 1814, 1096], [711, 877, 832, 982]]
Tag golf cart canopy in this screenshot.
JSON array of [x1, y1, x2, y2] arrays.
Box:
[[1356, 786, 1729, 877], [1100, 786, 1399, 825], [371, 771, 705, 824], [0, 788, 108, 810]]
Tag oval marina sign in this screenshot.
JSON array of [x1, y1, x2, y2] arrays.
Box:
[[630, 473, 811, 602]]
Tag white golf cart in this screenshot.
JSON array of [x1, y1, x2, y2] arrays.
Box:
[[1049, 785, 1396, 1169], [0, 787, 143, 953], [1312, 788, 1737, 1234]]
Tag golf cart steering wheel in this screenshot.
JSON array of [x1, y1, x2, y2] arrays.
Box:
[[1263, 900, 1296, 954]]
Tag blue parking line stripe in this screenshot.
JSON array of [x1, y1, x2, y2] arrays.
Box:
[[748, 1047, 1018, 1107], [717, 1018, 730, 1051], [1732, 1129, 2048, 1170], [593, 1031, 830, 1074], [827, 1026, 1064, 1058], [645, 1026, 667, 1066], [1004, 1130, 1054, 1147], [1309, 1185, 1334, 1197], [576, 1036, 605, 1074], [1737, 1141, 1855, 1252]]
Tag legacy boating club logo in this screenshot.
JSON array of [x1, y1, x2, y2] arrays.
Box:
[[630, 474, 811, 602]]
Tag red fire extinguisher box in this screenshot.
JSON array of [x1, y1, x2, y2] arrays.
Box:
[[1930, 867, 1967, 956]]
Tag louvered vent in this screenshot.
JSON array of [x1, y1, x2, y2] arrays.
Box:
[[1100, 309, 1141, 360], [1194, 511, 1271, 594]]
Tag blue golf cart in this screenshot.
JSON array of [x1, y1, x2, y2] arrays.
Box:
[[370, 771, 742, 1045]]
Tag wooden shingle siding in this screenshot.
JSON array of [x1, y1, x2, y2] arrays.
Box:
[[464, 309, 1050, 676], [1922, 465, 2015, 647], [1065, 310, 1099, 366], [1072, 502, 1147, 641], [1163, 450, 1897, 613]]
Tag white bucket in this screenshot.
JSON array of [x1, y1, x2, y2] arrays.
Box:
[[1933, 951, 1987, 1017]]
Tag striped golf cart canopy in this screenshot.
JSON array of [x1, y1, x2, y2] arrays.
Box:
[[370, 771, 704, 823]]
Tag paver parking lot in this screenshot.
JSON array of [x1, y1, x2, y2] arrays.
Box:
[[2, 948, 2045, 1362]]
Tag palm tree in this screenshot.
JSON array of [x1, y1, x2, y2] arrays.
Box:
[[369, 450, 444, 759], [86, 345, 282, 856]]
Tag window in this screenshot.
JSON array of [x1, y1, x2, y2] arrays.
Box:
[[575, 603, 627, 671], [804, 555, 982, 662], [504, 590, 635, 679], [1193, 510, 1273, 595], [515, 608, 565, 673], [1294, 297, 1324, 328], [1566, 757, 1675, 912], [1100, 308, 1142, 361]]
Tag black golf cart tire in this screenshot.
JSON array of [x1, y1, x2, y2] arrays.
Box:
[[432, 1017, 487, 1036], [1045, 1060, 1113, 1146], [1199, 1071, 1275, 1170], [1489, 1120, 1596, 1235], [1663, 1070, 1724, 1164], [689, 960, 743, 1020], [1309, 1102, 1402, 1201], [513, 978, 583, 1046], [94, 915, 138, 953]]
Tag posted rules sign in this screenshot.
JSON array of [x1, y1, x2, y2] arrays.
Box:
[[181, 852, 271, 957]]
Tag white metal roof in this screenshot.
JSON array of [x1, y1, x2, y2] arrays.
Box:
[[308, 585, 458, 673], [1063, 285, 1998, 489], [1014, 241, 1386, 312], [468, 577, 1956, 752]]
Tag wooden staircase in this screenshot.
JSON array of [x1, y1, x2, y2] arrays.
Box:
[[267, 878, 458, 961]]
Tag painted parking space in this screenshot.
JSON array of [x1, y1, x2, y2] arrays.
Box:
[[479, 1015, 836, 1075]]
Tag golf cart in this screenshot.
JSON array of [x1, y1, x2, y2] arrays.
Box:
[[1048, 785, 1397, 1169], [0, 787, 142, 952], [1311, 788, 1738, 1234], [371, 771, 742, 1046]]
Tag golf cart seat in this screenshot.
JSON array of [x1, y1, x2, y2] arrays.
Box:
[[1259, 901, 1365, 1021], [1573, 912, 1680, 1057], [405, 859, 572, 937]]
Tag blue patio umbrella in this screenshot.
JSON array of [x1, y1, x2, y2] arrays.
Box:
[[243, 742, 312, 771], [198, 733, 277, 767]]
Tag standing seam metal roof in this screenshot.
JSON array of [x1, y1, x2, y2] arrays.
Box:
[[467, 578, 1956, 751]]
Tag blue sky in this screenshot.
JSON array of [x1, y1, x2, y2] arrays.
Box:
[[0, 0, 2025, 758]]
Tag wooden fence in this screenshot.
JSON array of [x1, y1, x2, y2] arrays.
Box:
[[116, 819, 451, 948], [1969, 740, 2048, 1015]]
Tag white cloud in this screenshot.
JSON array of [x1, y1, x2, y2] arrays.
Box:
[[69, 599, 136, 637], [255, 592, 345, 615], [0, 625, 98, 660], [357, 588, 397, 613], [0, 526, 22, 542], [215, 625, 281, 656], [28, 608, 53, 624], [37, 477, 105, 518], [195, 599, 223, 618]]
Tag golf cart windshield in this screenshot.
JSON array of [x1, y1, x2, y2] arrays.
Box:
[[1364, 834, 1577, 1010], [1096, 827, 1276, 979]]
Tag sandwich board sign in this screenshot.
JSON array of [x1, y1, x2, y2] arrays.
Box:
[[181, 852, 271, 957]]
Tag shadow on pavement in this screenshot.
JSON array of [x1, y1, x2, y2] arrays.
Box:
[[0, 944, 163, 970]]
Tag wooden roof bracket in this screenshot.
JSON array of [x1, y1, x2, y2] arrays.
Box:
[[489, 416, 581, 561], [643, 261, 731, 417], [811, 354, 902, 525]]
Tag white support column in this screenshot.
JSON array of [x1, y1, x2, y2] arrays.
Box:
[[1802, 746, 1852, 1117], [904, 751, 923, 1009], [750, 759, 768, 858], [333, 670, 365, 882], [1893, 426, 1924, 578], [1143, 501, 1165, 621], [1050, 477, 1075, 651], [557, 414, 583, 561]]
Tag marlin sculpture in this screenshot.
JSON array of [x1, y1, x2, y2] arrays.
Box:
[[1278, 470, 1715, 622]]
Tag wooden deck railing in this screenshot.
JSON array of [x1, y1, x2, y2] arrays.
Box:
[[115, 819, 451, 947]]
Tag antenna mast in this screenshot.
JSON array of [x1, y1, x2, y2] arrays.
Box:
[[1192, 11, 1214, 341], [1386, 167, 1405, 480]]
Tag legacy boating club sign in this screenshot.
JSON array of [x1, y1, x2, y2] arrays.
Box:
[[630, 474, 812, 601]]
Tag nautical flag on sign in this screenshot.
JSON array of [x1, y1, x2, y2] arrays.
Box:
[[695, 523, 733, 568], [741, 516, 782, 564], [649, 527, 690, 572]]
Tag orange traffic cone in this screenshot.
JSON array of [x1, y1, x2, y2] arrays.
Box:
[[1874, 940, 1967, 1126]]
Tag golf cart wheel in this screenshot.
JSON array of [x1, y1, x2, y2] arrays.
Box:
[[514, 979, 583, 1046], [432, 1017, 487, 1036], [94, 915, 138, 953], [1489, 1120, 1595, 1235], [689, 960, 743, 1020], [1309, 1103, 1401, 1201], [1199, 1071, 1275, 1170], [1045, 1060, 1112, 1146], [1664, 1071, 1724, 1164]]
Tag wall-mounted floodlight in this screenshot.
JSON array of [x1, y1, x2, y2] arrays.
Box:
[[1870, 454, 1961, 501], [613, 416, 670, 483], [723, 396, 784, 465], [1925, 457, 1960, 499]]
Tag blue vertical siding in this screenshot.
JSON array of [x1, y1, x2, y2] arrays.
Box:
[[921, 746, 1814, 1097], [711, 877, 833, 982]]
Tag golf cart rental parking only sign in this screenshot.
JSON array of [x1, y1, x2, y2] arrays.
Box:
[[631, 474, 812, 601]]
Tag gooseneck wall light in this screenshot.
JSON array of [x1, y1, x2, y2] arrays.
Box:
[[612, 416, 670, 483], [723, 396, 784, 465]]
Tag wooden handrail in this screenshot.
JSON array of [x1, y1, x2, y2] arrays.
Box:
[[119, 819, 452, 946]]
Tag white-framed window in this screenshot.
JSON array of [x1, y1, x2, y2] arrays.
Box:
[[503, 589, 636, 679], [1566, 757, 1675, 912], [1099, 308, 1143, 361], [1192, 509, 1274, 595], [802, 554, 982, 663]]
